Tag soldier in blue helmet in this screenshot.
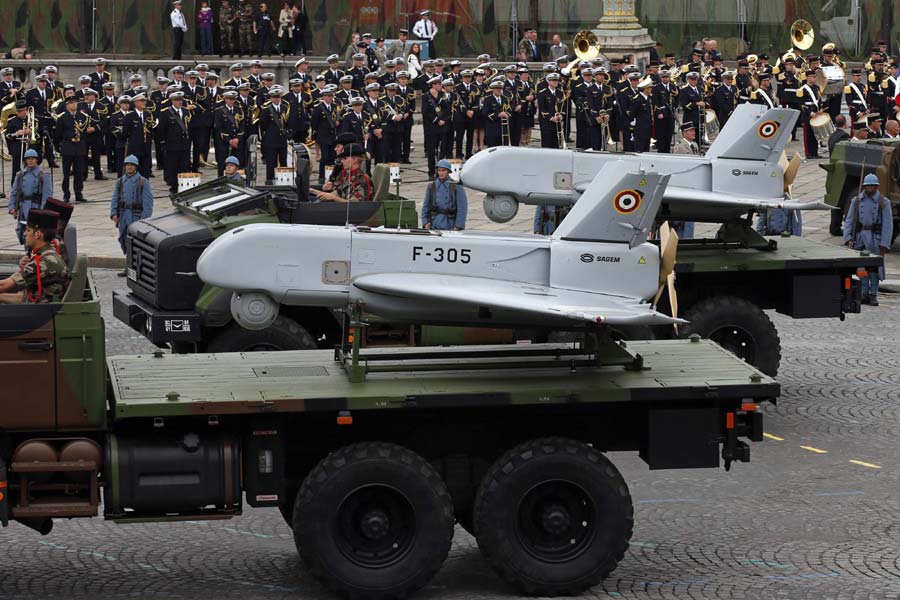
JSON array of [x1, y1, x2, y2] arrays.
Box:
[[223, 155, 244, 182], [422, 159, 467, 231], [110, 155, 154, 273], [843, 172, 893, 306], [8, 149, 52, 246]]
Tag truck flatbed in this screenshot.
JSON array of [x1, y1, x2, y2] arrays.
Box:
[[108, 340, 778, 419]]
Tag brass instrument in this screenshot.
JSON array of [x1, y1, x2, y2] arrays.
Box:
[[25, 107, 38, 145], [573, 30, 601, 62], [499, 99, 511, 146], [790, 19, 814, 51]]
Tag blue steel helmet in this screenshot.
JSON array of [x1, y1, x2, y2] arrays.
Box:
[[863, 173, 879, 186], [436, 159, 452, 171], [123, 155, 140, 166], [224, 156, 240, 166], [23, 149, 39, 159]]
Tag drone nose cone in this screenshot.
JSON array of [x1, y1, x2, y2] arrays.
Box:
[[197, 225, 262, 290]]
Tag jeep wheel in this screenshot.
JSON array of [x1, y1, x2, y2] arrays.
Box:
[[205, 316, 316, 353], [679, 296, 781, 376]]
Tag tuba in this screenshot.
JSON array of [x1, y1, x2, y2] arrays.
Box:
[[0, 101, 17, 130], [790, 19, 814, 51], [573, 30, 601, 62]]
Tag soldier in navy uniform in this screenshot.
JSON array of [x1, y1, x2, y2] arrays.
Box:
[[259, 87, 292, 182], [157, 90, 192, 193], [285, 78, 308, 147], [538, 73, 565, 149], [617, 72, 641, 151], [340, 96, 366, 144], [89, 57, 111, 92], [23, 74, 55, 166], [312, 88, 338, 183], [502, 65, 523, 147], [628, 79, 653, 152], [382, 83, 406, 163], [347, 54, 367, 93], [678, 71, 706, 138], [99, 82, 118, 173], [422, 75, 448, 178], [572, 66, 594, 150], [110, 96, 131, 177], [122, 93, 154, 178], [4, 101, 32, 186], [78, 88, 109, 181], [453, 70, 478, 158], [378, 60, 398, 88], [651, 70, 676, 153], [323, 54, 345, 87], [213, 91, 244, 177], [711, 71, 738, 129], [55, 97, 88, 203], [0, 67, 21, 106], [397, 71, 415, 163]]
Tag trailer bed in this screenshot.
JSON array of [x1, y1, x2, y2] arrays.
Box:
[[108, 340, 779, 419]]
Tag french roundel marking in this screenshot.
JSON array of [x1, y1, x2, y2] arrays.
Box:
[[613, 189, 642, 214], [758, 120, 779, 139]]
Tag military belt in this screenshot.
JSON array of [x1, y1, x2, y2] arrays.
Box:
[[433, 208, 457, 217], [860, 224, 882, 232]]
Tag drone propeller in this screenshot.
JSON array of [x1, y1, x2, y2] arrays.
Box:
[[653, 222, 680, 332], [780, 150, 802, 197]]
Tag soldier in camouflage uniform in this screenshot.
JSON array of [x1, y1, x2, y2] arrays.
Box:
[[310, 144, 373, 203], [0, 209, 70, 304], [219, 0, 238, 57], [237, 0, 255, 55]]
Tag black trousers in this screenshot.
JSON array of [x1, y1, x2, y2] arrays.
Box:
[[485, 133, 502, 148], [154, 131, 167, 172], [318, 142, 335, 181], [367, 135, 384, 165], [510, 111, 522, 147], [164, 148, 190, 193], [82, 134, 103, 179], [8, 144, 21, 188], [134, 152, 151, 178], [454, 121, 474, 158], [384, 130, 401, 163], [257, 30, 272, 56], [588, 122, 605, 151], [61, 154, 85, 200], [115, 147, 127, 177], [655, 117, 673, 153], [215, 140, 243, 176], [401, 122, 413, 161], [173, 28, 184, 60], [263, 145, 287, 182], [540, 124, 559, 148], [442, 129, 453, 159], [106, 132, 117, 171], [191, 127, 211, 170], [576, 116, 589, 149], [424, 131, 441, 176]]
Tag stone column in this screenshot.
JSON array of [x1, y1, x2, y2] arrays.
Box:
[[592, 0, 655, 67]]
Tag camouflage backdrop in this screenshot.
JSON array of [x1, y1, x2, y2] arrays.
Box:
[[0, 0, 898, 61]]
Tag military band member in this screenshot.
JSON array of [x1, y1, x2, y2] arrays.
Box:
[[628, 79, 653, 152], [336, 75, 355, 108], [110, 96, 131, 177], [378, 60, 399, 88], [0, 67, 21, 106], [7, 149, 51, 245], [711, 71, 738, 128], [224, 63, 246, 89], [382, 83, 406, 163], [79, 88, 108, 181], [573, 66, 594, 150], [312, 87, 338, 183], [89, 57, 111, 92], [4, 101, 31, 184], [56, 97, 88, 203], [286, 78, 308, 146], [45, 66, 64, 100], [589, 68, 614, 151], [324, 54, 345, 87], [397, 71, 415, 163], [99, 82, 119, 173], [678, 72, 705, 139], [361, 83, 386, 166], [74, 75, 93, 101], [110, 155, 153, 260], [538, 72, 565, 149], [348, 54, 367, 93], [617, 72, 641, 150], [122, 93, 155, 178], [750, 74, 777, 109], [259, 87, 291, 181], [867, 59, 889, 124], [776, 55, 802, 140], [652, 69, 677, 153], [820, 44, 843, 119], [422, 75, 448, 177], [157, 91, 191, 193], [867, 112, 885, 139], [796, 69, 823, 159], [0, 209, 69, 304], [292, 57, 311, 86], [213, 91, 244, 177], [310, 144, 373, 203], [480, 79, 508, 150], [735, 59, 753, 103]]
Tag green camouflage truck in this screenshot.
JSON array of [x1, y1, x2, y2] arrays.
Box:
[[0, 254, 776, 598], [821, 138, 900, 241]]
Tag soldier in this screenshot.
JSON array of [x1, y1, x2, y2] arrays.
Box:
[[378, 60, 398, 88], [750, 74, 777, 109], [867, 112, 885, 139], [79, 89, 109, 181], [221, 155, 243, 183], [734, 59, 753, 103], [237, 0, 256, 55], [4, 101, 32, 185], [387, 29, 408, 60], [182, 71, 207, 171], [796, 70, 823, 159], [628, 79, 653, 153], [377, 83, 404, 163], [776, 54, 802, 141], [422, 75, 448, 177], [219, 0, 238, 57], [45, 66, 63, 100], [677, 74, 704, 143], [502, 65, 523, 147], [213, 91, 244, 177], [363, 83, 387, 166], [225, 63, 246, 89], [312, 87, 338, 183], [42, 197, 74, 266], [617, 72, 641, 151], [157, 91, 192, 193], [453, 70, 477, 158], [149, 77, 171, 175], [310, 144, 373, 203], [89, 57, 111, 92], [24, 74, 53, 163], [0, 67, 21, 106], [674, 122, 700, 156], [122, 94, 155, 178], [259, 87, 291, 181], [0, 209, 69, 304], [867, 59, 889, 123], [843, 173, 893, 305], [247, 60, 263, 90], [652, 69, 676, 153], [538, 73, 564, 149], [347, 54, 367, 93], [397, 71, 415, 163], [74, 75, 93, 101], [756, 205, 802, 237], [440, 78, 457, 158], [110, 155, 153, 267], [335, 75, 355, 111], [711, 71, 738, 129], [56, 97, 88, 203], [324, 54, 345, 87], [110, 96, 131, 177], [589, 68, 614, 151], [254, 73, 276, 107], [533, 205, 562, 235], [482, 79, 509, 149], [422, 159, 467, 231], [7, 149, 51, 245], [254, 3, 275, 57], [286, 78, 308, 146], [340, 96, 366, 145], [99, 82, 119, 173]]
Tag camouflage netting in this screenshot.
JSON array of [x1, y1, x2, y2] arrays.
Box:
[[0, 0, 898, 61]]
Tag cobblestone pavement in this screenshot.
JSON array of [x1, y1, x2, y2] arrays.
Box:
[[0, 272, 897, 599]]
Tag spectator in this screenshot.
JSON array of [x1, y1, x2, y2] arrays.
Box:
[[170, 0, 188, 60], [827, 114, 849, 153], [650, 40, 662, 63], [374, 38, 388, 68], [549, 34, 568, 60], [254, 2, 275, 56], [886, 120, 900, 138], [345, 32, 361, 67], [277, 1, 293, 56], [407, 43, 422, 78], [197, 1, 214, 55], [413, 10, 438, 58], [850, 121, 868, 142], [7, 39, 34, 60], [292, 3, 307, 55], [388, 29, 408, 60], [518, 29, 539, 62]]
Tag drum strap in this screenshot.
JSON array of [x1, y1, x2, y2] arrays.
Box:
[[849, 83, 868, 110], [759, 89, 774, 109], [801, 84, 819, 110]]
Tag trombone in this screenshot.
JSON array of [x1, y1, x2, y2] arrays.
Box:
[[499, 99, 511, 146], [555, 111, 566, 150]]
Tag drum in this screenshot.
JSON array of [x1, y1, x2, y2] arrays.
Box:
[[177, 172, 201, 193], [809, 113, 836, 146], [819, 65, 845, 96], [703, 109, 720, 143], [274, 166, 294, 186]]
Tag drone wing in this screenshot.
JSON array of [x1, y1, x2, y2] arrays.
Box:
[[352, 273, 685, 326]]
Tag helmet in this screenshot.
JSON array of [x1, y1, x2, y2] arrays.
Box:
[[124, 155, 140, 166], [863, 173, 879, 186], [24, 149, 39, 159], [436, 159, 452, 171], [224, 156, 240, 166]]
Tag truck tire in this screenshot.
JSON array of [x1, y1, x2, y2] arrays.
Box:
[[205, 316, 316, 353], [473, 438, 633, 596], [293, 442, 455, 600], [679, 296, 781, 376]]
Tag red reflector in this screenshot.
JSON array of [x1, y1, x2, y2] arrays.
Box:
[[740, 403, 757, 412], [337, 410, 353, 426], [0, 481, 6, 489], [726, 412, 735, 429], [857, 269, 868, 278], [844, 277, 851, 290]]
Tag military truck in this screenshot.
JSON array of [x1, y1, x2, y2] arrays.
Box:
[[821, 138, 900, 241], [0, 255, 776, 598]]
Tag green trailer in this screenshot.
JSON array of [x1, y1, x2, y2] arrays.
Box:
[[1, 260, 776, 598]]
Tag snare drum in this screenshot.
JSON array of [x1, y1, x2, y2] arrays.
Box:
[[177, 172, 201, 193], [274, 166, 294, 186], [819, 65, 845, 96], [809, 113, 836, 146], [703, 109, 720, 142]]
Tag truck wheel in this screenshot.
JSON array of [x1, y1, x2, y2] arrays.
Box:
[[205, 316, 316, 352], [294, 442, 455, 599], [473, 438, 633, 596], [679, 296, 781, 376]]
